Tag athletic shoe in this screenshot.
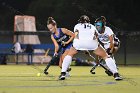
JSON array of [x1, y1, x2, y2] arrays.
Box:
[[65, 72, 70, 77], [114, 73, 123, 81], [59, 72, 66, 80], [67, 68, 72, 72]]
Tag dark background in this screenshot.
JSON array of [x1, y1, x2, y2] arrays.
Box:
[[0, 0, 140, 31], [0, 0, 140, 65]]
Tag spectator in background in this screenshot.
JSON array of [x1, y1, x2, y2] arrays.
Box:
[[11, 42, 22, 53], [25, 44, 34, 65]]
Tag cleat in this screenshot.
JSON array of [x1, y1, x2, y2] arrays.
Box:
[[59, 72, 66, 80], [65, 72, 70, 77], [59, 75, 65, 80], [114, 73, 123, 81], [65, 68, 71, 77]]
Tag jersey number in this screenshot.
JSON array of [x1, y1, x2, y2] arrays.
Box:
[[84, 24, 91, 29]]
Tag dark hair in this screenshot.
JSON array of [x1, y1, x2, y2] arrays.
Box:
[[47, 17, 56, 26], [78, 15, 90, 23], [95, 16, 106, 22], [101, 16, 106, 21]]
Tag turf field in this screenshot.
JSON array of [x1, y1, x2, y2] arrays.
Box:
[[0, 65, 139, 93]]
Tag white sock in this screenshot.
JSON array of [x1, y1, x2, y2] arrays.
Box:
[[105, 57, 118, 74], [61, 55, 72, 72], [111, 56, 116, 63]]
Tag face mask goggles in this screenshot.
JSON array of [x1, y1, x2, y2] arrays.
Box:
[[95, 22, 103, 33]]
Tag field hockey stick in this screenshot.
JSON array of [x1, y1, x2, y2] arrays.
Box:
[[89, 58, 103, 74], [30, 64, 44, 73], [41, 48, 50, 64], [44, 46, 63, 75], [28, 49, 50, 74], [86, 50, 113, 76], [99, 62, 113, 76], [85, 50, 97, 74]]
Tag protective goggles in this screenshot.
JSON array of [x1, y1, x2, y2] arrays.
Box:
[[95, 22, 103, 27]]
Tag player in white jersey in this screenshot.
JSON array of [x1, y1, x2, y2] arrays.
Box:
[[95, 16, 120, 54], [73, 20, 98, 50], [90, 16, 120, 75], [59, 15, 122, 81]]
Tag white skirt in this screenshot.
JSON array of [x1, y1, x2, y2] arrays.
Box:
[[103, 43, 110, 50], [73, 39, 99, 50]]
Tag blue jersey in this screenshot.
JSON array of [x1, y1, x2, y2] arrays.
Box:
[[52, 28, 72, 52]]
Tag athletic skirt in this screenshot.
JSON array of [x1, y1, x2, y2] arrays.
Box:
[[73, 39, 99, 50], [103, 43, 110, 50]]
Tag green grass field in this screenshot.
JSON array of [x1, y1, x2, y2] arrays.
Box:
[[0, 65, 140, 93]]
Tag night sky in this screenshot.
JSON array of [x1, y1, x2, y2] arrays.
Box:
[[0, 0, 140, 31]]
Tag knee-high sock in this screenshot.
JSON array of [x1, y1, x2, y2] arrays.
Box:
[[105, 57, 118, 74], [111, 55, 116, 63], [61, 55, 72, 72]]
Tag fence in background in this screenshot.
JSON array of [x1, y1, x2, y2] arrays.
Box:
[[0, 31, 140, 65]]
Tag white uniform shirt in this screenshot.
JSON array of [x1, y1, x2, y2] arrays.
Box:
[[73, 23, 99, 50], [74, 23, 97, 40], [97, 26, 114, 44], [97, 26, 114, 49]]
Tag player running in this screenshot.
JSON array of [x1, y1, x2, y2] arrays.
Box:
[[44, 17, 75, 75], [59, 15, 123, 81]]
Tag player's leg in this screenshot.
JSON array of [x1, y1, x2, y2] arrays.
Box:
[[104, 43, 119, 75], [89, 55, 113, 76], [93, 45, 122, 80], [44, 46, 63, 74], [44, 54, 60, 75], [59, 49, 71, 77], [59, 49, 70, 67], [59, 55, 63, 68], [59, 47, 78, 80], [86, 48, 112, 75], [90, 43, 109, 74]]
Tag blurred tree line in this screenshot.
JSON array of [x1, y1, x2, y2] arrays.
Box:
[[0, 0, 139, 31]]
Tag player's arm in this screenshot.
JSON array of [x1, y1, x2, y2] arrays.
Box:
[[74, 29, 79, 39], [61, 28, 75, 44], [95, 30, 99, 39], [73, 24, 80, 39], [107, 27, 114, 54], [108, 35, 114, 53], [51, 35, 59, 55], [92, 25, 98, 40]]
